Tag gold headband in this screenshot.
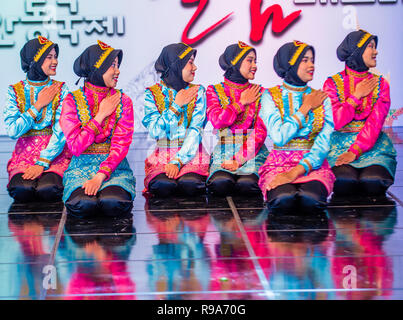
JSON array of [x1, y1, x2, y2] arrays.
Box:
[[33, 36, 54, 62], [94, 40, 115, 69], [357, 30, 372, 48], [178, 43, 193, 60], [231, 41, 253, 66], [289, 41, 308, 66]]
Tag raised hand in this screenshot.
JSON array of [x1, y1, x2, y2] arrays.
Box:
[[303, 90, 328, 110], [95, 91, 121, 124], [174, 86, 199, 107], [34, 83, 60, 112], [240, 84, 262, 106], [353, 77, 378, 100]]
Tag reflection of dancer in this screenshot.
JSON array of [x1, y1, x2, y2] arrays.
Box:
[[206, 41, 268, 197], [4, 214, 59, 299], [145, 199, 211, 299], [143, 43, 209, 198], [4, 36, 71, 203], [328, 205, 397, 299], [208, 211, 261, 299], [258, 41, 335, 214], [62, 217, 136, 300], [61, 41, 135, 218], [324, 30, 396, 199], [252, 210, 335, 299]]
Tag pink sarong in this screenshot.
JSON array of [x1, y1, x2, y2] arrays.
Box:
[[258, 149, 335, 200]]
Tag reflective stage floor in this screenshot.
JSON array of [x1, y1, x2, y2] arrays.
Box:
[[1, 128, 403, 300]]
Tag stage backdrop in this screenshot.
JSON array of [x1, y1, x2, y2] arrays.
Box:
[[0, 0, 402, 136]]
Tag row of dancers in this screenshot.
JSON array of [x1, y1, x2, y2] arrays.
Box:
[[3, 29, 396, 218]]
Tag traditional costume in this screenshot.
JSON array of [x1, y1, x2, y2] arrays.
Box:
[[258, 41, 335, 213], [61, 41, 135, 218], [4, 36, 71, 203], [143, 43, 209, 197], [206, 41, 268, 196], [324, 30, 396, 197]]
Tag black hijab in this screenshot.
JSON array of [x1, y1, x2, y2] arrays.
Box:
[[219, 41, 256, 84], [73, 40, 123, 87], [155, 43, 197, 92], [273, 41, 315, 87], [337, 29, 378, 72], [20, 36, 59, 81]]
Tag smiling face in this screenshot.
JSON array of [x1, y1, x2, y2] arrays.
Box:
[[239, 51, 257, 80], [41, 48, 58, 76], [297, 49, 315, 83], [362, 39, 378, 68], [182, 55, 197, 83], [102, 57, 120, 88]]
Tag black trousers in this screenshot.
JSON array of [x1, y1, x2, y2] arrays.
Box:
[[206, 170, 261, 197], [65, 186, 133, 218], [149, 173, 206, 197], [266, 180, 328, 214], [332, 164, 393, 197], [8, 172, 63, 203]]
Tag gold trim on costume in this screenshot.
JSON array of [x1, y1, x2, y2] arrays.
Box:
[[289, 41, 308, 66], [345, 68, 368, 78], [22, 127, 53, 138], [157, 138, 184, 148], [83, 143, 111, 154], [351, 144, 363, 157], [27, 109, 37, 120], [283, 82, 308, 92], [340, 120, 365, 133], [37, 157, 51, 165], [99, 166, 113, 175], [302, 159, 313, 173], [214, 84, 230, 110], [27, 77, 51, 87], [273, 140, 314, 151], [231, 41, 253, 66], [224, 79, 250, 91]]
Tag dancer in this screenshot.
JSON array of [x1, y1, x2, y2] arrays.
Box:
[[143, 43, 209, 197], [258, 41, 335, 213], [4, 36, 71, 203], [206, 41, 268, 196], [61, 40, 135, 218], [324, 30, 396, 199]]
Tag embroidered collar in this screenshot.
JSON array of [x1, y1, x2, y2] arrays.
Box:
[[283, 81, 308, 92], [26, 77, 50, 87], [224, 78, 250, 90], [345, 66, 369, 78], [85, 81, 111, 94]]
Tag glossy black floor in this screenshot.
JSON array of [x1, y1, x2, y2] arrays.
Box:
[[1, 128, 403, 300]]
